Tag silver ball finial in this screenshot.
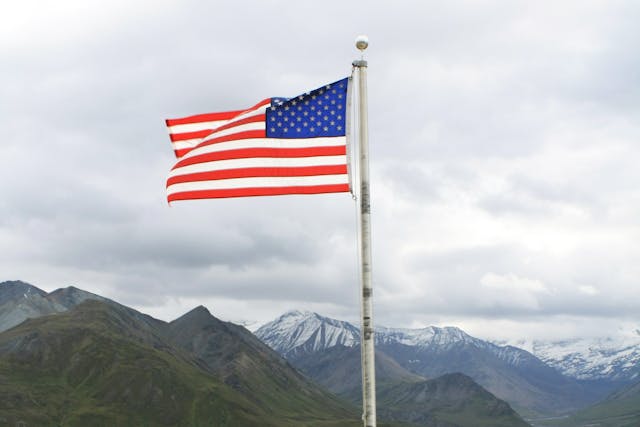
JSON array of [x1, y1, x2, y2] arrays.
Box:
[[355, 35, 369, 51]]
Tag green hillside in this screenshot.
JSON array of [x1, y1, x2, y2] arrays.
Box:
[[535, 381, 640, 427], [376, 373, 531, 427], [0, 300, 361, 426], [290, 345, 530, 426]]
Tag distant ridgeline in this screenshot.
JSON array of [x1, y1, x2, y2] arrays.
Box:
[[0, 280, 359, 426], [256, 310, 640, 425], [2, 280, 638, 427]]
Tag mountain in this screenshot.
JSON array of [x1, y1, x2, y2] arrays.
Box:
[[256, 310, 606, 417], [507, 334, 640, 383], [535, 380, 640, 427], [289, 343, 425, 396], [0, 280, 109, 333], [0, 288, 364, 426], [256, 310, 360, 359], [165, 305, 357, 419], [288, 343, 530, 427], [377, 373, 530, 427]]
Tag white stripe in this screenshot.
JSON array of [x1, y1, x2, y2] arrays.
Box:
[[168, 120, 228, 134], [169, 155, 348, 178], [167, 102, 268, 135], [167, 174, 349, 193], [181, 136, 346, 161], [171, 121, 268, 153], [172, 138, 205, 151], [201, 121, 265, 142]]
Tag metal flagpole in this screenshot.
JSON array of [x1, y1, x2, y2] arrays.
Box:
[[353, 35, 376, 427]]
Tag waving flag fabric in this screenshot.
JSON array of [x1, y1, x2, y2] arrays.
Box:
[[165, 78, 351, 202]]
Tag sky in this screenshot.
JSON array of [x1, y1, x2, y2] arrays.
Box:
[[2, 0, 639, 342]]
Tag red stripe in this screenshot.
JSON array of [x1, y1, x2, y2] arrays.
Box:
[[193, 129, 267, 151], [169, 129, 214, 142], [167, 165, 348, 186], [165, 99, 270, 126], [168, 184, 350, 201], [174, 148, 191, 158], [166, 111, 242, 126], [202, 114, 265, 136], [174, 145, 347, 169]]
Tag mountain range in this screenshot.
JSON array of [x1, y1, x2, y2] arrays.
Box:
[[5, 280, 638, 426], [503, 334, 640, 383], [0, 280, 529, 427], [0, 281, 360, 426], [255, 310, 640, 422]]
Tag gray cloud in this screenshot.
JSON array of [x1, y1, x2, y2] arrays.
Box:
[[2, 0, 639, 341]]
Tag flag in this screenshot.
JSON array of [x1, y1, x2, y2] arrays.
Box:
[[165, 78, 351, 202]]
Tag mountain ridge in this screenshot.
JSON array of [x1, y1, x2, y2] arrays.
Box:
[[256, 310, 612, 417], [0, 293, 363, 426]]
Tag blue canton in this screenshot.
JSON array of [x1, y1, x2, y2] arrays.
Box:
[[266, 78, 348, 139]]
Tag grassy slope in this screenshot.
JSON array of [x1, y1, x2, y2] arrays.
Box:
[[0, 301, 362, 427], [534, 382, 640, 427], [376, 373, 531, 427], [166, 308, 359, 425]]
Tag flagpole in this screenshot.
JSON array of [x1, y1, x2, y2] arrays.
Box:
[[353, 35, 376, 427]]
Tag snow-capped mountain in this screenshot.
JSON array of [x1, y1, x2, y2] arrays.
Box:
[[505, 332, 640, 382], [256, 310, 608, 416], [255, 310, 360, 357], [257, 310, 534, 367]]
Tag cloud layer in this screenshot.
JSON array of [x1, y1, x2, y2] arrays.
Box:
[[2, 0, 639, 341]]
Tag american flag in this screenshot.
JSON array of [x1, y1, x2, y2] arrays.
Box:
[[165, 78, 351, 202]]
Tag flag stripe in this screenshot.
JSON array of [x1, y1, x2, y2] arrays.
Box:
[[169, 155, 347, 178], [167, 165, 348, 186], [166, 102, 269, 158], [173, 145, 346, 169], [169, 129, 215, 142], [183, 136, 346, 158], [167, 184, 351, 201], [167, 174, 349, 196], [166, 111, 243, 127]]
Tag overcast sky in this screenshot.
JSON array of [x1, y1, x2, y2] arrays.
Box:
[[2, 0, 639, 341]]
